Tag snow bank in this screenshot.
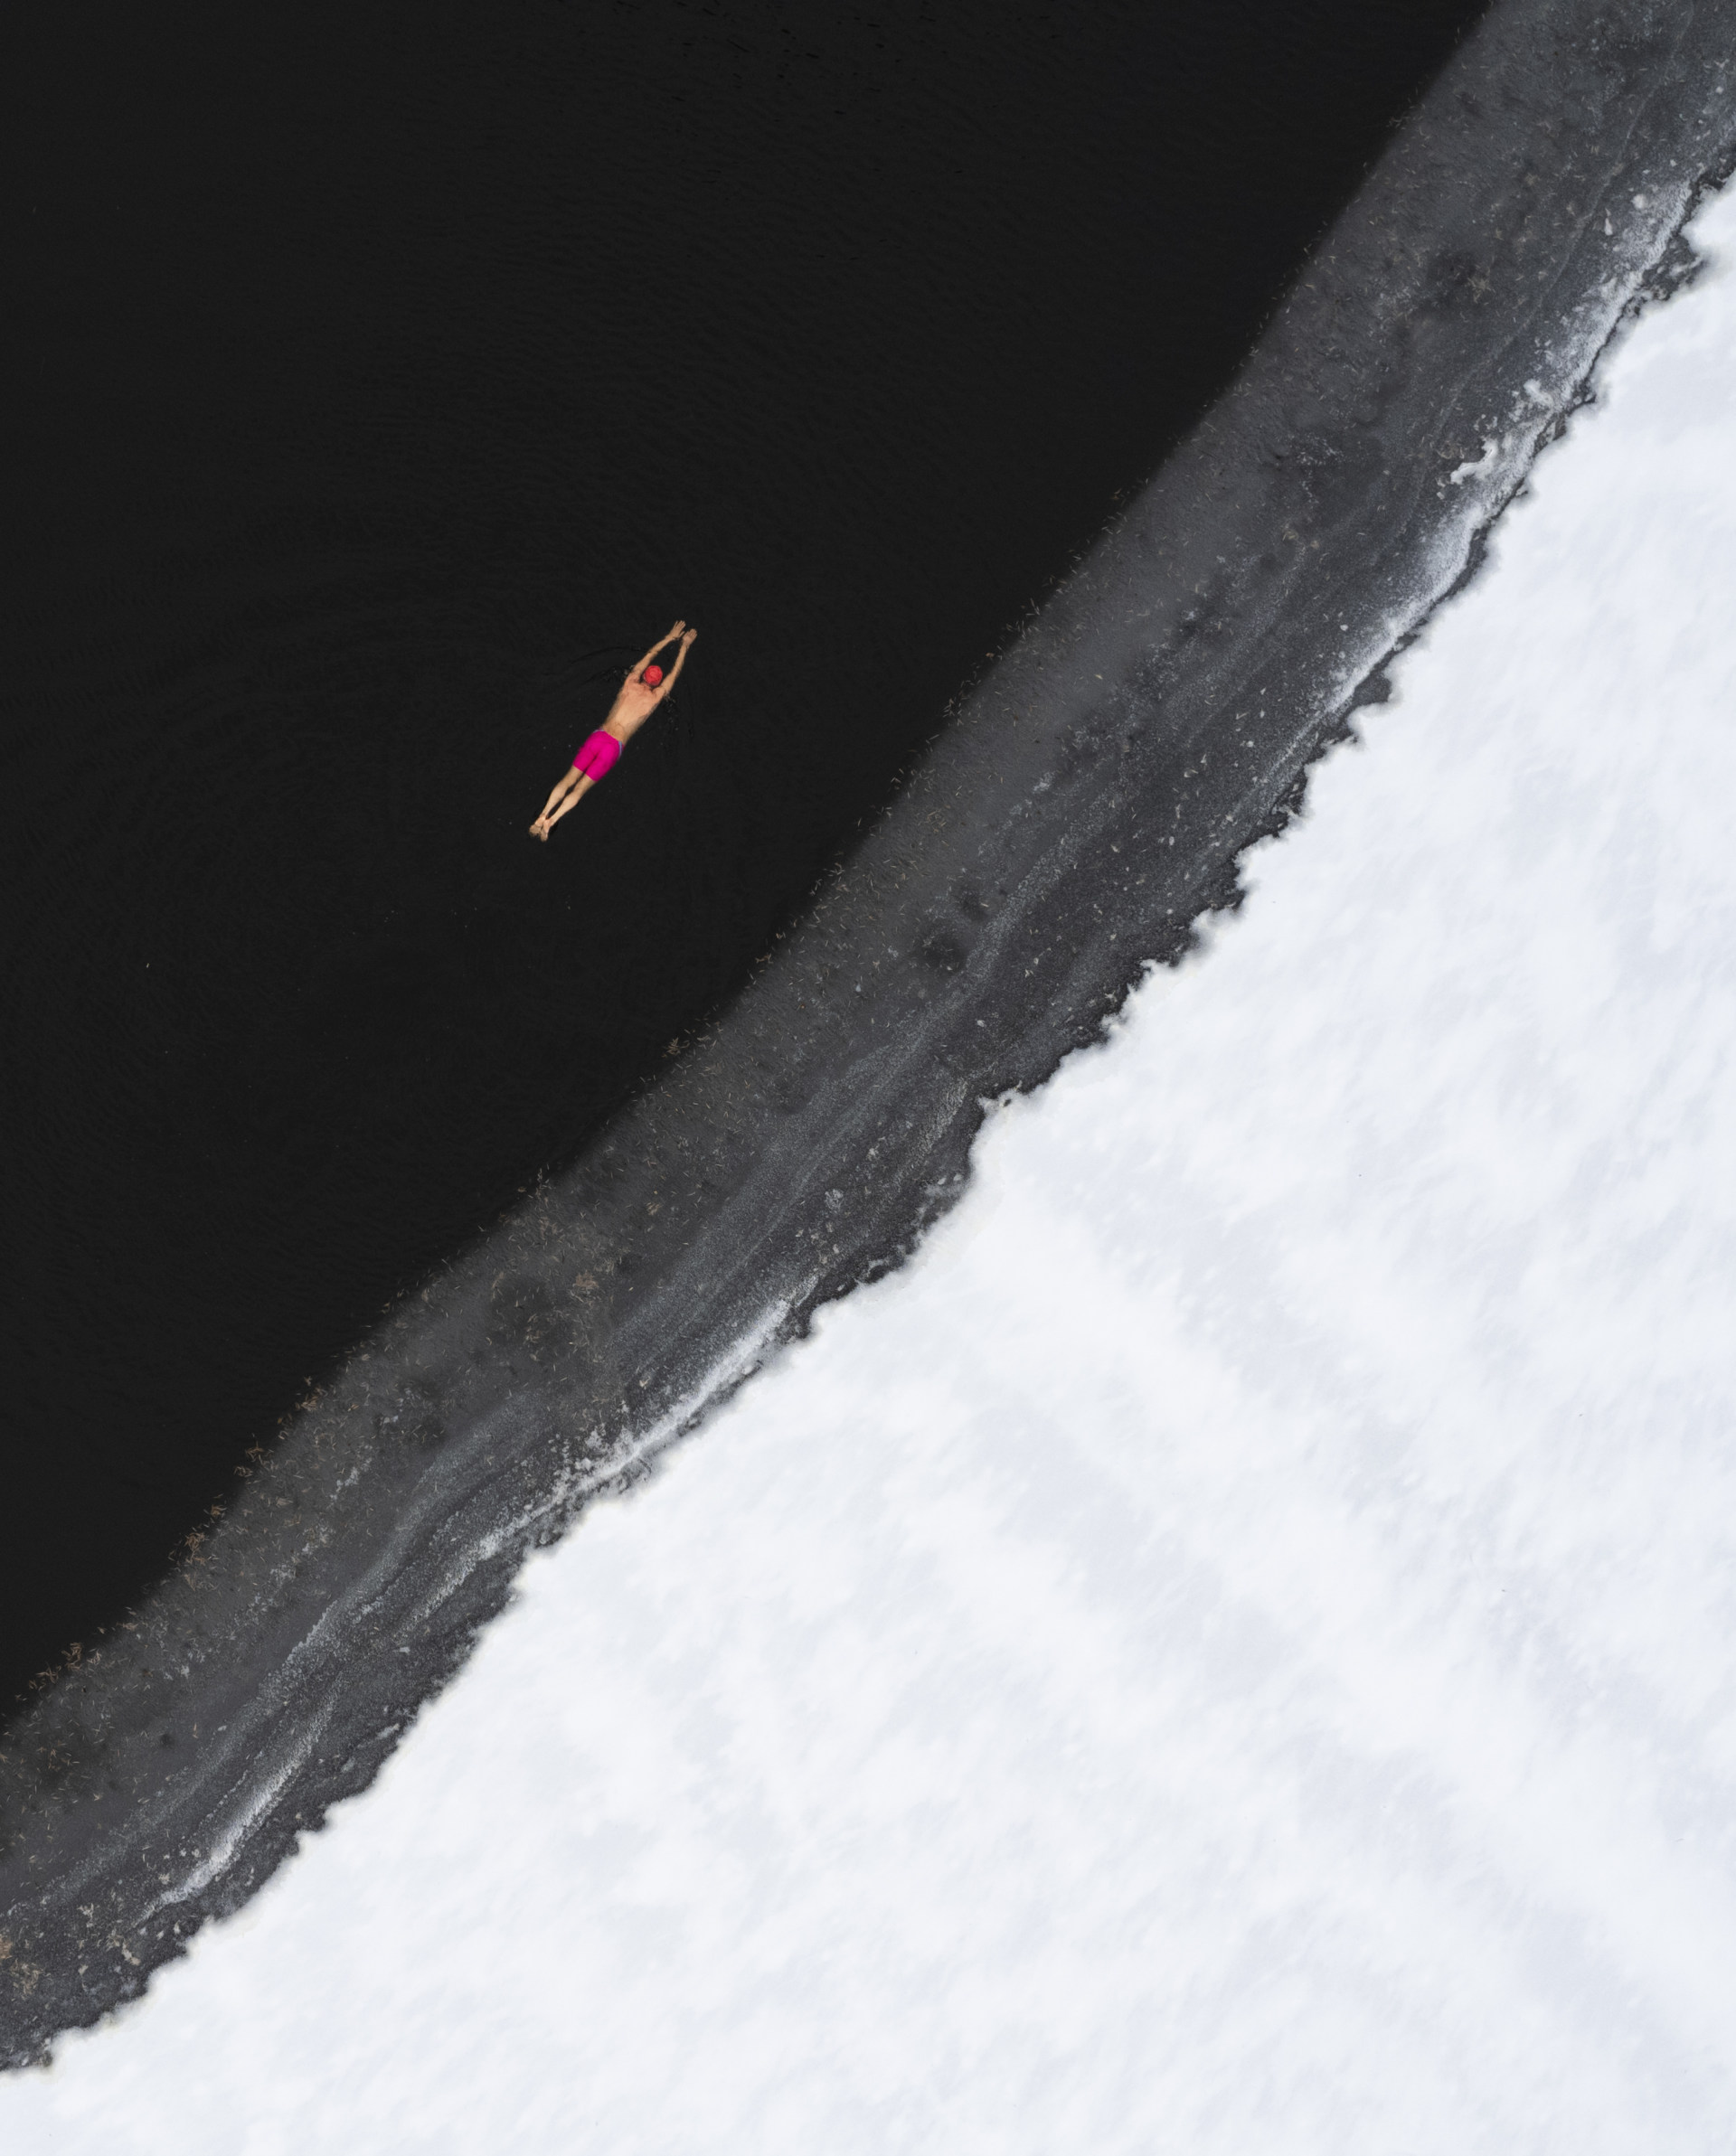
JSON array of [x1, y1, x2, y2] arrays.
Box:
[[8, 182, 1736, 2156]]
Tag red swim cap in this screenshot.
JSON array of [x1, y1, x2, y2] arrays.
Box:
[[643, 664, 664, 685]]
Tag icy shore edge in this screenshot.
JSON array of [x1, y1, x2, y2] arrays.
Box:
[[5, 0, 1735, 2066]]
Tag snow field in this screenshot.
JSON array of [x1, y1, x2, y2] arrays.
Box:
[[8, 185, 1736, 2156]]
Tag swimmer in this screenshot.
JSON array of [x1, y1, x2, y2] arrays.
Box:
[[530, 620, 698, 841]]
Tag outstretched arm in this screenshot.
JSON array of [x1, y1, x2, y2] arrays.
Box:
[[628, 620, 686, 677], [651, 626, 698, 701]]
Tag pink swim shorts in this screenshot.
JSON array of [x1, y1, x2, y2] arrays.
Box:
[[572, 730, 622, 781]]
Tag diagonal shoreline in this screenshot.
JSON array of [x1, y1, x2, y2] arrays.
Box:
[[5, 0, 1735, 2066]]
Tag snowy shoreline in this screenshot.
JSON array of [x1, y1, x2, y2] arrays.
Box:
[[11, 139, 1736, 2156], [6, 0, 1736, 2064]]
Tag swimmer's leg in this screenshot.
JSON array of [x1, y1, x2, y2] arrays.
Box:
[[539, 774, 594, 837], [531, 767, 580, 838]]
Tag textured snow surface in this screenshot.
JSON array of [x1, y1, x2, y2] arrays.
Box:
[[10, 187, 1736, 2156]]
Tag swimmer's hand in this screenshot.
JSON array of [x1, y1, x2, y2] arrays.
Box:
[[681, 627, 697, 646]]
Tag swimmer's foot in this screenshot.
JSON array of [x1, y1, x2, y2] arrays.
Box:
[[529, 819, 548, 840]]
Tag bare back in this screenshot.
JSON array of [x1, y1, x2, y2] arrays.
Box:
[[601, 673, 666, 744]]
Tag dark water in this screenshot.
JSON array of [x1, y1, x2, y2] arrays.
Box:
[[0, 0, 1485, 1706]]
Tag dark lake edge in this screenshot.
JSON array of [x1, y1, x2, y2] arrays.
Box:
[[5, 0, 1734, 2066]]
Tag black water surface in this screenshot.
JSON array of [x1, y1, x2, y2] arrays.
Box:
[[0, 0, 1485, 1703]]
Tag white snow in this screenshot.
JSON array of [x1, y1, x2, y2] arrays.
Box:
[[9, 186, 1736, 2154]]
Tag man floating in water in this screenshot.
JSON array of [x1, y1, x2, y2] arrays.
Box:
[[531, 619, 698, 841]]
